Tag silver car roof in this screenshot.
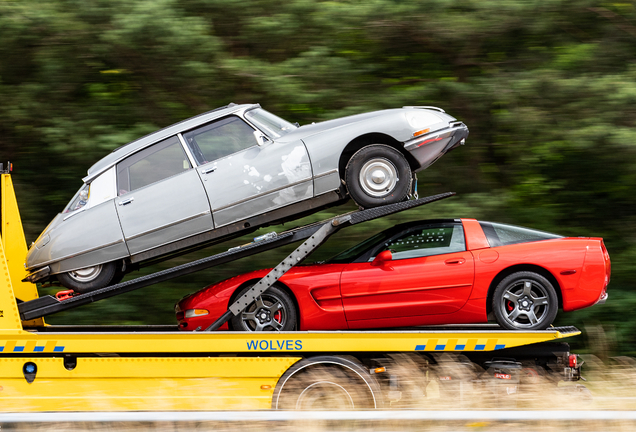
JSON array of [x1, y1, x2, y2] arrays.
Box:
[[83, 103, 257, 183]]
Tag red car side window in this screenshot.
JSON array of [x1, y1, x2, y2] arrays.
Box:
[[376, 224, 465, 261]]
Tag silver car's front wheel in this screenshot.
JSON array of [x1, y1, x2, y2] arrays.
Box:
[[57, 261, 118, 294], [68, 265, 104, 283]]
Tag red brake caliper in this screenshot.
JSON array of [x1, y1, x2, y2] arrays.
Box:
[[274, 311, 282, 322], [506, 301, 514, 312]]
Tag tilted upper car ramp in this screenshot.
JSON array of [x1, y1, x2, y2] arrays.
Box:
[[18, 192, 457, 322]]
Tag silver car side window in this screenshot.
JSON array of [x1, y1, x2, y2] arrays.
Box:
[[116, 135, 191, 196], [182, 115, 258, 165]]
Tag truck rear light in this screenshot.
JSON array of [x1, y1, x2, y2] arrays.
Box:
[[185, 309, 209, 318], [569, 354, 577, 368]]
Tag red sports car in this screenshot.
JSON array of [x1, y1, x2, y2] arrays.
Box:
[[175, 219, 610, 331]]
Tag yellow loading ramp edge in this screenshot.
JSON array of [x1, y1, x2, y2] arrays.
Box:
[[0, 327, 579, 354]]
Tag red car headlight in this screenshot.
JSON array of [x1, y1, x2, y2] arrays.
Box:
[[184, 309, 209, 318]]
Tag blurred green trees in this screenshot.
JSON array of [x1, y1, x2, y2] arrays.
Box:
[[1, 0, 635, 353]]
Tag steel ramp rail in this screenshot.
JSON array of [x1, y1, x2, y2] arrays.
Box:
[[19, 192, 455, 321]]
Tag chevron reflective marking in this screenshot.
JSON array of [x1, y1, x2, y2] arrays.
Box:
[[0, 341, 63, 353]]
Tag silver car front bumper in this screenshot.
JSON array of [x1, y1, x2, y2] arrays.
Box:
[[404, 123, 469, 171]]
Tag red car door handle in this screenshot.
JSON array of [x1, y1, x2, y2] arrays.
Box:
[[445, 258, 466, 265]]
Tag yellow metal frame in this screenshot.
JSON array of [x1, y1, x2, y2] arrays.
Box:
[[0, 356, 301, 412], [1, 173, 44, 328], [0, 172, 580, 412]]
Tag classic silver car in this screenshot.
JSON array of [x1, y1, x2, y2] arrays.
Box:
[[25, 103, 468, 292]]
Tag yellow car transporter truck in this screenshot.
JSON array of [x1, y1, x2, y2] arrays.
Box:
[[0, 165, 583, 412]]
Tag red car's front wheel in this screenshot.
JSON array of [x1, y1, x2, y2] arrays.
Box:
[[230, 285, 297, 331]]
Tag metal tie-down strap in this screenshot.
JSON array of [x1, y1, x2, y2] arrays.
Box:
[[204, 215, 351, 331]]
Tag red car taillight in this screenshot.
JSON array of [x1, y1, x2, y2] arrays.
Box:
[[601, 241, 611, 288]]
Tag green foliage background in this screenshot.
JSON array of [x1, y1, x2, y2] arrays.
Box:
[[1, 0, 635, 354]]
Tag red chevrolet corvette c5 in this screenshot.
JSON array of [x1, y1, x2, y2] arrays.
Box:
[[175, 218, 610, 331]]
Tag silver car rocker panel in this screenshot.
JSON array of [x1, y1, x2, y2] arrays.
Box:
[[25, 103, 468, 284]]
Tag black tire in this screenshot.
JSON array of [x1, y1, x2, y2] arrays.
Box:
[[230, 285, 297, 332], [109, 261, 127, 285], [345, 144, 412, 208], [492, 271, 558, 330], [57, 261, 118, 294], [273, 362, 378, 410]]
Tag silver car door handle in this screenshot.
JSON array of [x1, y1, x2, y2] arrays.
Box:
[[201, 167, 217, 174], [118, 197, 135, 206]]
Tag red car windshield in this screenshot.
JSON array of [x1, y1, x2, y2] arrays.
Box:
[[327, 231, 392, 264]]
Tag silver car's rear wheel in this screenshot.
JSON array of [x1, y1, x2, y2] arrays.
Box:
[[359, 158, 398, 198], [57, 261, 117, 294], [345, 144, 412, 208]]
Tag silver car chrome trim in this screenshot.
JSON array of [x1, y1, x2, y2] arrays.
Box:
[[125, 210, 212, 241], [62, 207, 87, 221], [27, 239, 126, 269], [24, 266, 51, 282], [177, 133, 198, 168], [402, 106, 445, 113], [403, 124, 466, 149], [313, 169, 338, 179], [212, 178, 312, 213], [127, 227, 213, 256]]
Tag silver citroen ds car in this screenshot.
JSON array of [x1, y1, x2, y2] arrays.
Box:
[[25, 103, 468, 292]]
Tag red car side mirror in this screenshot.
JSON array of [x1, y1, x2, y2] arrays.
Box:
[[371, 250, 393, 266]]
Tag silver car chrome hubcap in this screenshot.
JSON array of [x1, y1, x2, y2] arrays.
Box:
[[68, 265, 103, 283], [359, 158, 398, 197], [501, 280, 550, 328]]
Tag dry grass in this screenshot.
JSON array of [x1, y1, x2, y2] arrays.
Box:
[[5, 355, 636, 432]]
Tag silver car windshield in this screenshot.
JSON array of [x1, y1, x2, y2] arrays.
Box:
[[245, 108, 297, 139], [64, 184, 90, 213]]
